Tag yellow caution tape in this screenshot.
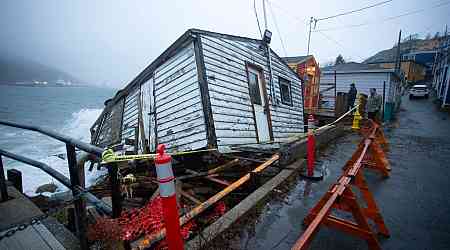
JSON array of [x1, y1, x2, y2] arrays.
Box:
[[101, 148, 217, 164]]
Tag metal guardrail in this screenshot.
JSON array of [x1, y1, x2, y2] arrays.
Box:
[[0, 148, 112, 214], [0, 120, 122, 250], [0, 120, 104, 156]]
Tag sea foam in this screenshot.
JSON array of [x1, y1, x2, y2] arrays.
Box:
[[6, 108, 107, 196]]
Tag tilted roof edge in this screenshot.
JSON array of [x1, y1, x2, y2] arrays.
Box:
[[106, 28, 302, 107]]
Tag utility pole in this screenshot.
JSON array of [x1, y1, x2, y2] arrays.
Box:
[[307, 17, 314, 55], [262, 0, 268, 30], [394, 30, 402, 75], [261, 0, 276, 105]]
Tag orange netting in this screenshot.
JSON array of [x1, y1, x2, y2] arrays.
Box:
[[88, 196, 227, 247]]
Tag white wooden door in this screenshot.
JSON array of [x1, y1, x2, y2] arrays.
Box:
[[248, 67, 270, 142]]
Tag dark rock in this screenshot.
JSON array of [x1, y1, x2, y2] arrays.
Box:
[[36, 183, 58, 194]]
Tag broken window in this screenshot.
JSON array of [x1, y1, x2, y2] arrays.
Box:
[[248, 71, 262, 105], [279, 77, 292, 105]]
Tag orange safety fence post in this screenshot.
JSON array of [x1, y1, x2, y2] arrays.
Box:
[[291, 118, 391, 250], [351, 168, 390, 237], [297, 180, 382, 250]]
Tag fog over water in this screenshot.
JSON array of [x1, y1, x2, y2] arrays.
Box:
[[1, 0, 448, 87]]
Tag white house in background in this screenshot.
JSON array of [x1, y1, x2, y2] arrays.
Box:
[[320, 62, 402, 121], [90, 29, 305, 154], [432, 34, 450, 108]]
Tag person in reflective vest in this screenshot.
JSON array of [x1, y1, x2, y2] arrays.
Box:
[[367, 88, 382, 122]]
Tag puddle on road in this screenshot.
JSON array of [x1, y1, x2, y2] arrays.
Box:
[[206, 133, 362, 250]]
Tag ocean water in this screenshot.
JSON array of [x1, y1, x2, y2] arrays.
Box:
[[0, 85, 116, 195]]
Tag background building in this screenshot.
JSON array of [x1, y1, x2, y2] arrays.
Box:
[[283, 55, 321, 114], [367, 60, 426, 83], [432, 34, 450, 108], [320, 62, 402, 121]]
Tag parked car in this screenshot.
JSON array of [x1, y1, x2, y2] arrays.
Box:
[[409, 85, 429, 99]]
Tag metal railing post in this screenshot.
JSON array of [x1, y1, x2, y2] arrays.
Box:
[[0, 155, 9, 202], [7, 169, 23, 193], [66, 144, 88, 250], [107, 163, 122, 218]]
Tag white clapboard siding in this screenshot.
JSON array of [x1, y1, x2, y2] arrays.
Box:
[[121, 87, 140, 153], [140, 80, 151, 152], [153, 42, 207, 152], [93, 30, 306, 153], [321, 71, 393, 110], [268, 50, 304, 140], [201, 34, 304, 146]]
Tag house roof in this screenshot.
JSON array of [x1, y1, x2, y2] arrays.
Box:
[[321, 62, 401, 80], [282, 55, 312, 64], [321, 62, 388, 72], [107, 28, 299, 107]]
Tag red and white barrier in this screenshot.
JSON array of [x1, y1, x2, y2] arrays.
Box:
[[155, 144, 184, 250]]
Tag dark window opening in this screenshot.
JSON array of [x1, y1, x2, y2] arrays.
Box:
[[248, 71, 262, 105], [279, 77, 292, 105]]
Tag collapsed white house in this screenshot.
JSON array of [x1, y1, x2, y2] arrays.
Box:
[[90, 29, 305, 154]]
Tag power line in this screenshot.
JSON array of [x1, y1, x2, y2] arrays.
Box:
[[316, 0, 393, 21], [266, 0, 309, 24], [267, 1, 288, 57], [316, 30, 366, 61], [314, 0, 450, 32], [253, 0, 263, 37]]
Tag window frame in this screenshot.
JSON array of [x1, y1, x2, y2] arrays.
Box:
[[247, 69, 263, 105], [278, 76, 293, 106]]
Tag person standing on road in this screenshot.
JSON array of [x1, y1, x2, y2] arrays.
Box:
[[347, 83, 357, 111], [367, 88, 382, 121]]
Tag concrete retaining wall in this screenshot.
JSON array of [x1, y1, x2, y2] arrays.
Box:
[[279, 125, 347, 166]]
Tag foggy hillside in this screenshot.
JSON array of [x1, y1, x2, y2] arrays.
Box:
[[0, 54, 81, 84], [364, 37, 441, 63]]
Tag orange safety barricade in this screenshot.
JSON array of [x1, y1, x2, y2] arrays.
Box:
[[291, 119, 390, 250]]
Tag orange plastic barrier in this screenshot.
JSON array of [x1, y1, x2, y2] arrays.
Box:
[[291, 120, 390, 250]]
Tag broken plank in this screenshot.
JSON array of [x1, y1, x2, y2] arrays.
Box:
[[207, 159, 240, 174], [185, 169, 230, 186], [179, 190, 202, 205]]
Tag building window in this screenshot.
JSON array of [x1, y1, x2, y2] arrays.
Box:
[[248, 71, 262, 105], [279, 77, 292, 105]]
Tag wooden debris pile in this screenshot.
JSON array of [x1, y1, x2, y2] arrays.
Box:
[[87, 149, 281, 249]]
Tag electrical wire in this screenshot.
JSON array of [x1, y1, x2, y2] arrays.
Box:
[[267, 1, 288, 57], [316, 30, 366, 61], [253, 0, 263, 37], [314, 0, 450, 32], [267, 0, 309, 24], [316, 0, 393, 21]]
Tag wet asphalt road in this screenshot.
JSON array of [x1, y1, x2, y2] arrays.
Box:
[[231, 96, 450, 250]]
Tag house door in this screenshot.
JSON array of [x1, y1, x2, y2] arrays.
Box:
[[247, 66, 270, 142]]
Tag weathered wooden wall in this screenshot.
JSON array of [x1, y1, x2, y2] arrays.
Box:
[[268, 49, 304, 140], [200, 34, 304, 148], [93, 99, 124, 148], [92, 30, 305, 153], [153, 41, 208, 152], [320, 71, 393, 110], [121, 87, 140, 153]]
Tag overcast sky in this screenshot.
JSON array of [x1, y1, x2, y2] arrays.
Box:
[[1, 0, 449, 87]]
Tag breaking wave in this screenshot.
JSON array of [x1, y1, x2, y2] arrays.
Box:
[[4, 108, 107, 196]]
